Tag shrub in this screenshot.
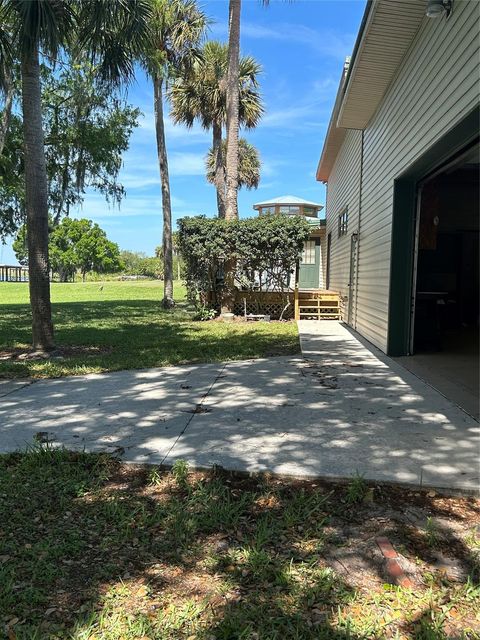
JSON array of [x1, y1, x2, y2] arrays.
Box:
[[177, 215, 310, 313]]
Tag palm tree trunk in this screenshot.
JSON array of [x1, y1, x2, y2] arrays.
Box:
[[224, 0, 241, 221], [222, 0, 241, 314], [154, 74, 175, 308], [21, 45, 55, 351], [212, 120, 226, 218], [0, 69, 13, 157]]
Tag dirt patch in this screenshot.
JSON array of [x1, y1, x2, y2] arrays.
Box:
[[2, 453, 479, 638], [211, 315, 293, 324], [0, 345, 113, 361]]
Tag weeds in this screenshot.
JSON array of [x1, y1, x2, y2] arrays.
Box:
[[425, 516, 440, 548], [0, 449, 478, 640], [171, 459, 189, 488], [344, 472, 369, 504]]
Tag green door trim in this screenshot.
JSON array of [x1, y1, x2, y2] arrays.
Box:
[[387, 105, 480, 356]]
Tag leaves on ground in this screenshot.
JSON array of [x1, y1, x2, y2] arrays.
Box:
[[0, 448, 479, 639]]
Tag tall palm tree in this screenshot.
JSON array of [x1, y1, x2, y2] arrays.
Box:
[[0, 1, 75, 350], [0, 0, 152, 351], [225, 0, 242, 221], [169, 41, 263, 218], [225, 0, 270, 221], [205, 137, 261, 192], [142, 0, 207, 309], [0, 20, 14, 157], [0, 66, 13, 157]]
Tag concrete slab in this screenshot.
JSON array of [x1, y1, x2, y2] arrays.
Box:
[[0, 363, 224, 462], [168, 322, 479, 491], [0, 321, 478, 491], [395, 331, 479, 420], [0, 378, 33, 398]]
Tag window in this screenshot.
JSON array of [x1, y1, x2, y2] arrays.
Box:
[[260, 206, 275, 215], [303, 206, 317, 217], [278, 205, 301, 215], [301, 240, 316, 264], [338, 208, 348, 237]]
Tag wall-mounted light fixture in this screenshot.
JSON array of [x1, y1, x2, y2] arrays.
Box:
[[426, 0, 453, 19]]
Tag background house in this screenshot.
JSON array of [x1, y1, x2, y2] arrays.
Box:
[[253, 195, 326, 290], [231, 196, 341, 320], [316, 0, 479, 417]]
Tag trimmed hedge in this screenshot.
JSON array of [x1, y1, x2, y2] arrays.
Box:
[[178, 214, 311, 312]]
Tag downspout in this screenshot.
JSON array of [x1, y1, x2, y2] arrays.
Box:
[[354, 130, 364, 330], [323, 183, 329, 290]]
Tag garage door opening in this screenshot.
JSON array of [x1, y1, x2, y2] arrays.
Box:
[[400, 143, 479, 419]]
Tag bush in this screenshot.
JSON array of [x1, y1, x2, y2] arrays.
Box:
[[177, 215, 311, 313], [119, 250, 163, 279]]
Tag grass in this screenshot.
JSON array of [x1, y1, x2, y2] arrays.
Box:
[[0, 281, 299, 378], [1, 448, 479, 639]]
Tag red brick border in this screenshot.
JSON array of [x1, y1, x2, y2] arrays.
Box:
[[376, 537, 413, 588]]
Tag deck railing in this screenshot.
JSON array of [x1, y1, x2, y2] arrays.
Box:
[[0, 265, 29, 282]]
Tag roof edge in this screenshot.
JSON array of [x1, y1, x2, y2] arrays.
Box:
[[316, 0, 373, 182]]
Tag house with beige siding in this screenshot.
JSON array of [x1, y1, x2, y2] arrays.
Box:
[[317, 0, 479, 416]]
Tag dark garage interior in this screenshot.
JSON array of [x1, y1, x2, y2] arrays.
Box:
[[398, 143, 479, 419]]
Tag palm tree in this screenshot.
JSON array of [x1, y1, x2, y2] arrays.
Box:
[[225, 0, 242, 221], [142, 0, 207, 309], [225, 0, 271, 222], [0, 0, 152, 351], [0, 21, 14, 157], [206, 137, 260, 192], [0, 1, 75, 350], [0, 67, 13, 157], [170, 40, 263, 218]]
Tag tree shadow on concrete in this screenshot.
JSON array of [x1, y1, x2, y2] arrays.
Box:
[[1, 316, 478, 492]]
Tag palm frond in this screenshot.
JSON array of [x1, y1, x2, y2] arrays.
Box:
[[6, 0, 74, 59], [169, 39, 263, 132], [141, 0, 208, 81], [206, 137, 260, 190], [78, 0, 153, 86]]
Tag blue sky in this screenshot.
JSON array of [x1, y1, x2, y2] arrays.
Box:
[[1, 0, 366, 265]]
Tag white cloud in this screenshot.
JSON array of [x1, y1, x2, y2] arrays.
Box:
[[261, 158, 287, 178], [260, 76, 337, 130], [168, 151, 206, 176], [119, 173, 160, 190], [71, 192, 188, 220], [211, 21, 355, 61], [137, 109, 211, 147]]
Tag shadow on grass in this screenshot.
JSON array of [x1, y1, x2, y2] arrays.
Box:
[[0, 450, 477, 639], [0, 299, 299, 377]]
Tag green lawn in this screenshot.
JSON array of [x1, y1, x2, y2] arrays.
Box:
[[0, 281, 299, 378], [1, 449, 478, 639]]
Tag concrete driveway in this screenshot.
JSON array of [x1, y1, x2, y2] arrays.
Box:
[[0, 321, 478, 491]]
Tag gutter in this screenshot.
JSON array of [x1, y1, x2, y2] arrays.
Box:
[[315, 0, 373, 182], [340, 0, 373, 112]]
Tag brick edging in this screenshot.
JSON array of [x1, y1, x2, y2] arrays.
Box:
[[376, 536, 413, 588]]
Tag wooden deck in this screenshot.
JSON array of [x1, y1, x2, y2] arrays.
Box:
[[294, 289, 340, 321], [231, 289, 340, 321]]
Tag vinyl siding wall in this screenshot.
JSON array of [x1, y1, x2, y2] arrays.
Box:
[[325, 129, 363, 314], [327, 0, 480, 353]]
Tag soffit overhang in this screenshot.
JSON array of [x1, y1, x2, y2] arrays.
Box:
[[317, 0, 425, 182]]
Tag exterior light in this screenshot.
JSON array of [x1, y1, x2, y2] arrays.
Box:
[[426, 0, 453, 19]]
